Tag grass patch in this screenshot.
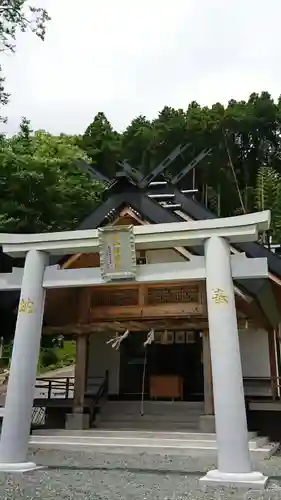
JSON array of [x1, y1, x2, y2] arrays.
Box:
[[38, 341, 76, 374], [1, 341, 76, 374]]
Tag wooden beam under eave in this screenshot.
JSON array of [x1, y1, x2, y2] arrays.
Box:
[[118, 207, 147, 225], [94, 321, 125, 332], [43, 315, 260, 336], [235, 294, 271, 331], [77, 288, 92, 324], [62, 253, 83, 269], [127, 320, 149, 331], [269, 272, 281, 287], [91, 303, 204, 321]]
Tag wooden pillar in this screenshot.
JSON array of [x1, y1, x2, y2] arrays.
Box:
[[268, 329, 278, 400], [202, 329, 214, 415], [138, 285, 146, 307], [73, 288, 91, 414], [73, 333, 88, 413]]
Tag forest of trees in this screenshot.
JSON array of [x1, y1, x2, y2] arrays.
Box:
[[1, 92, 281, 241], [1, 4, 281, 242]]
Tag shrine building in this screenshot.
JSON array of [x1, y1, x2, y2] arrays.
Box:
[[0, 148, 281, 488]]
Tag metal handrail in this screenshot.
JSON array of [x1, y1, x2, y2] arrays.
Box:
[[93, 370, 109, 406], [85, 371, 109, 424]]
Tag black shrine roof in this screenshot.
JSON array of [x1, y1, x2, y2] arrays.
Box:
[[76, 153, 281, 280], [1, 146, 281, 327], [72, 150, 281, 328]]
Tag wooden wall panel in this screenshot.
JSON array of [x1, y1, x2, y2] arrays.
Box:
[[44, 288, 78, 326]]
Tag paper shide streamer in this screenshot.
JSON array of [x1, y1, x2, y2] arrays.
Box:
[[106, 329, 130, 350], [106, 329, 155, 416]]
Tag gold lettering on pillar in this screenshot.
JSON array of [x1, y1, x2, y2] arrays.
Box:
[[211, 288, 228, 305], [19, 298, 35, 314]]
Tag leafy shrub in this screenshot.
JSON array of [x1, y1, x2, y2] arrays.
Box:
[[45, 364, 56, 371], [40, 348, 59, 368]]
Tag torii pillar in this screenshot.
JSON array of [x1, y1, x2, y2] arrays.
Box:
[[0, 211, 273, 487], [0, 250, 48, 472], [200, 236, 267, 488]]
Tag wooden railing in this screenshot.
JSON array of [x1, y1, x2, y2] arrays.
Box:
[[34, 374, 281, 405], [243, 376, 281, 400], [34, 372, 109, 402], [32, 372, 109, 428], [35, 377, 75, 400]]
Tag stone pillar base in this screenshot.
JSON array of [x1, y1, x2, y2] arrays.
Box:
[[65, 413, 90, 430], [200, 470, 268, 489], [0, 461, 40, 473], [199, 415, 216, 433]]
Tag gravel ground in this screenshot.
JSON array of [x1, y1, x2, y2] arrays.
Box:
[[1, 449, 281, 499]]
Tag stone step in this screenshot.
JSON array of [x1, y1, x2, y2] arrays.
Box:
[[102, 401, 204, 413], [100, 410, 203, 418], [33, 429, 258, 440], [98, 413, 201, 422], [30, 435, 268, 449], [29, 431, 278, 459], [96, 420, 200, 430], [99, 401, 204, 425]]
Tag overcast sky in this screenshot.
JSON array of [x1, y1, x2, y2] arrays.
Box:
[[2, 0, 281, 135]]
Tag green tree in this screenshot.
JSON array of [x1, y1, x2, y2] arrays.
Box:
[[80, 93, 281, 223], [0, 1, 50, 121], [122, 116, 160, 175], [0, 120, 103, 233], [81, 112, 121, 178], [0, 69, 9, 123], [222, 92, 281, 213], [2, 91, 280, 236], [255, 166, 281, 242]]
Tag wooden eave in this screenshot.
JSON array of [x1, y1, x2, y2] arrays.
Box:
[[43, 209, 272, 333], [44, 281, 270, 336]]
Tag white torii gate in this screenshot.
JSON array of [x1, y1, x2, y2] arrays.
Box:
[[0, 211, 271, 488]]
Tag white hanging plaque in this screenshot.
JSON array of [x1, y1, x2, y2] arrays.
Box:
[[99, 225, 136, 281]]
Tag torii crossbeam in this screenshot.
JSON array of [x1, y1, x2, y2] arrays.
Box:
[[0, 211, 270, 489]]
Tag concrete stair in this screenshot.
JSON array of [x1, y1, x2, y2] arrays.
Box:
[[30, 401, 279, 460], [30, 429, 279, 459], [95, 401, 204, 431]]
